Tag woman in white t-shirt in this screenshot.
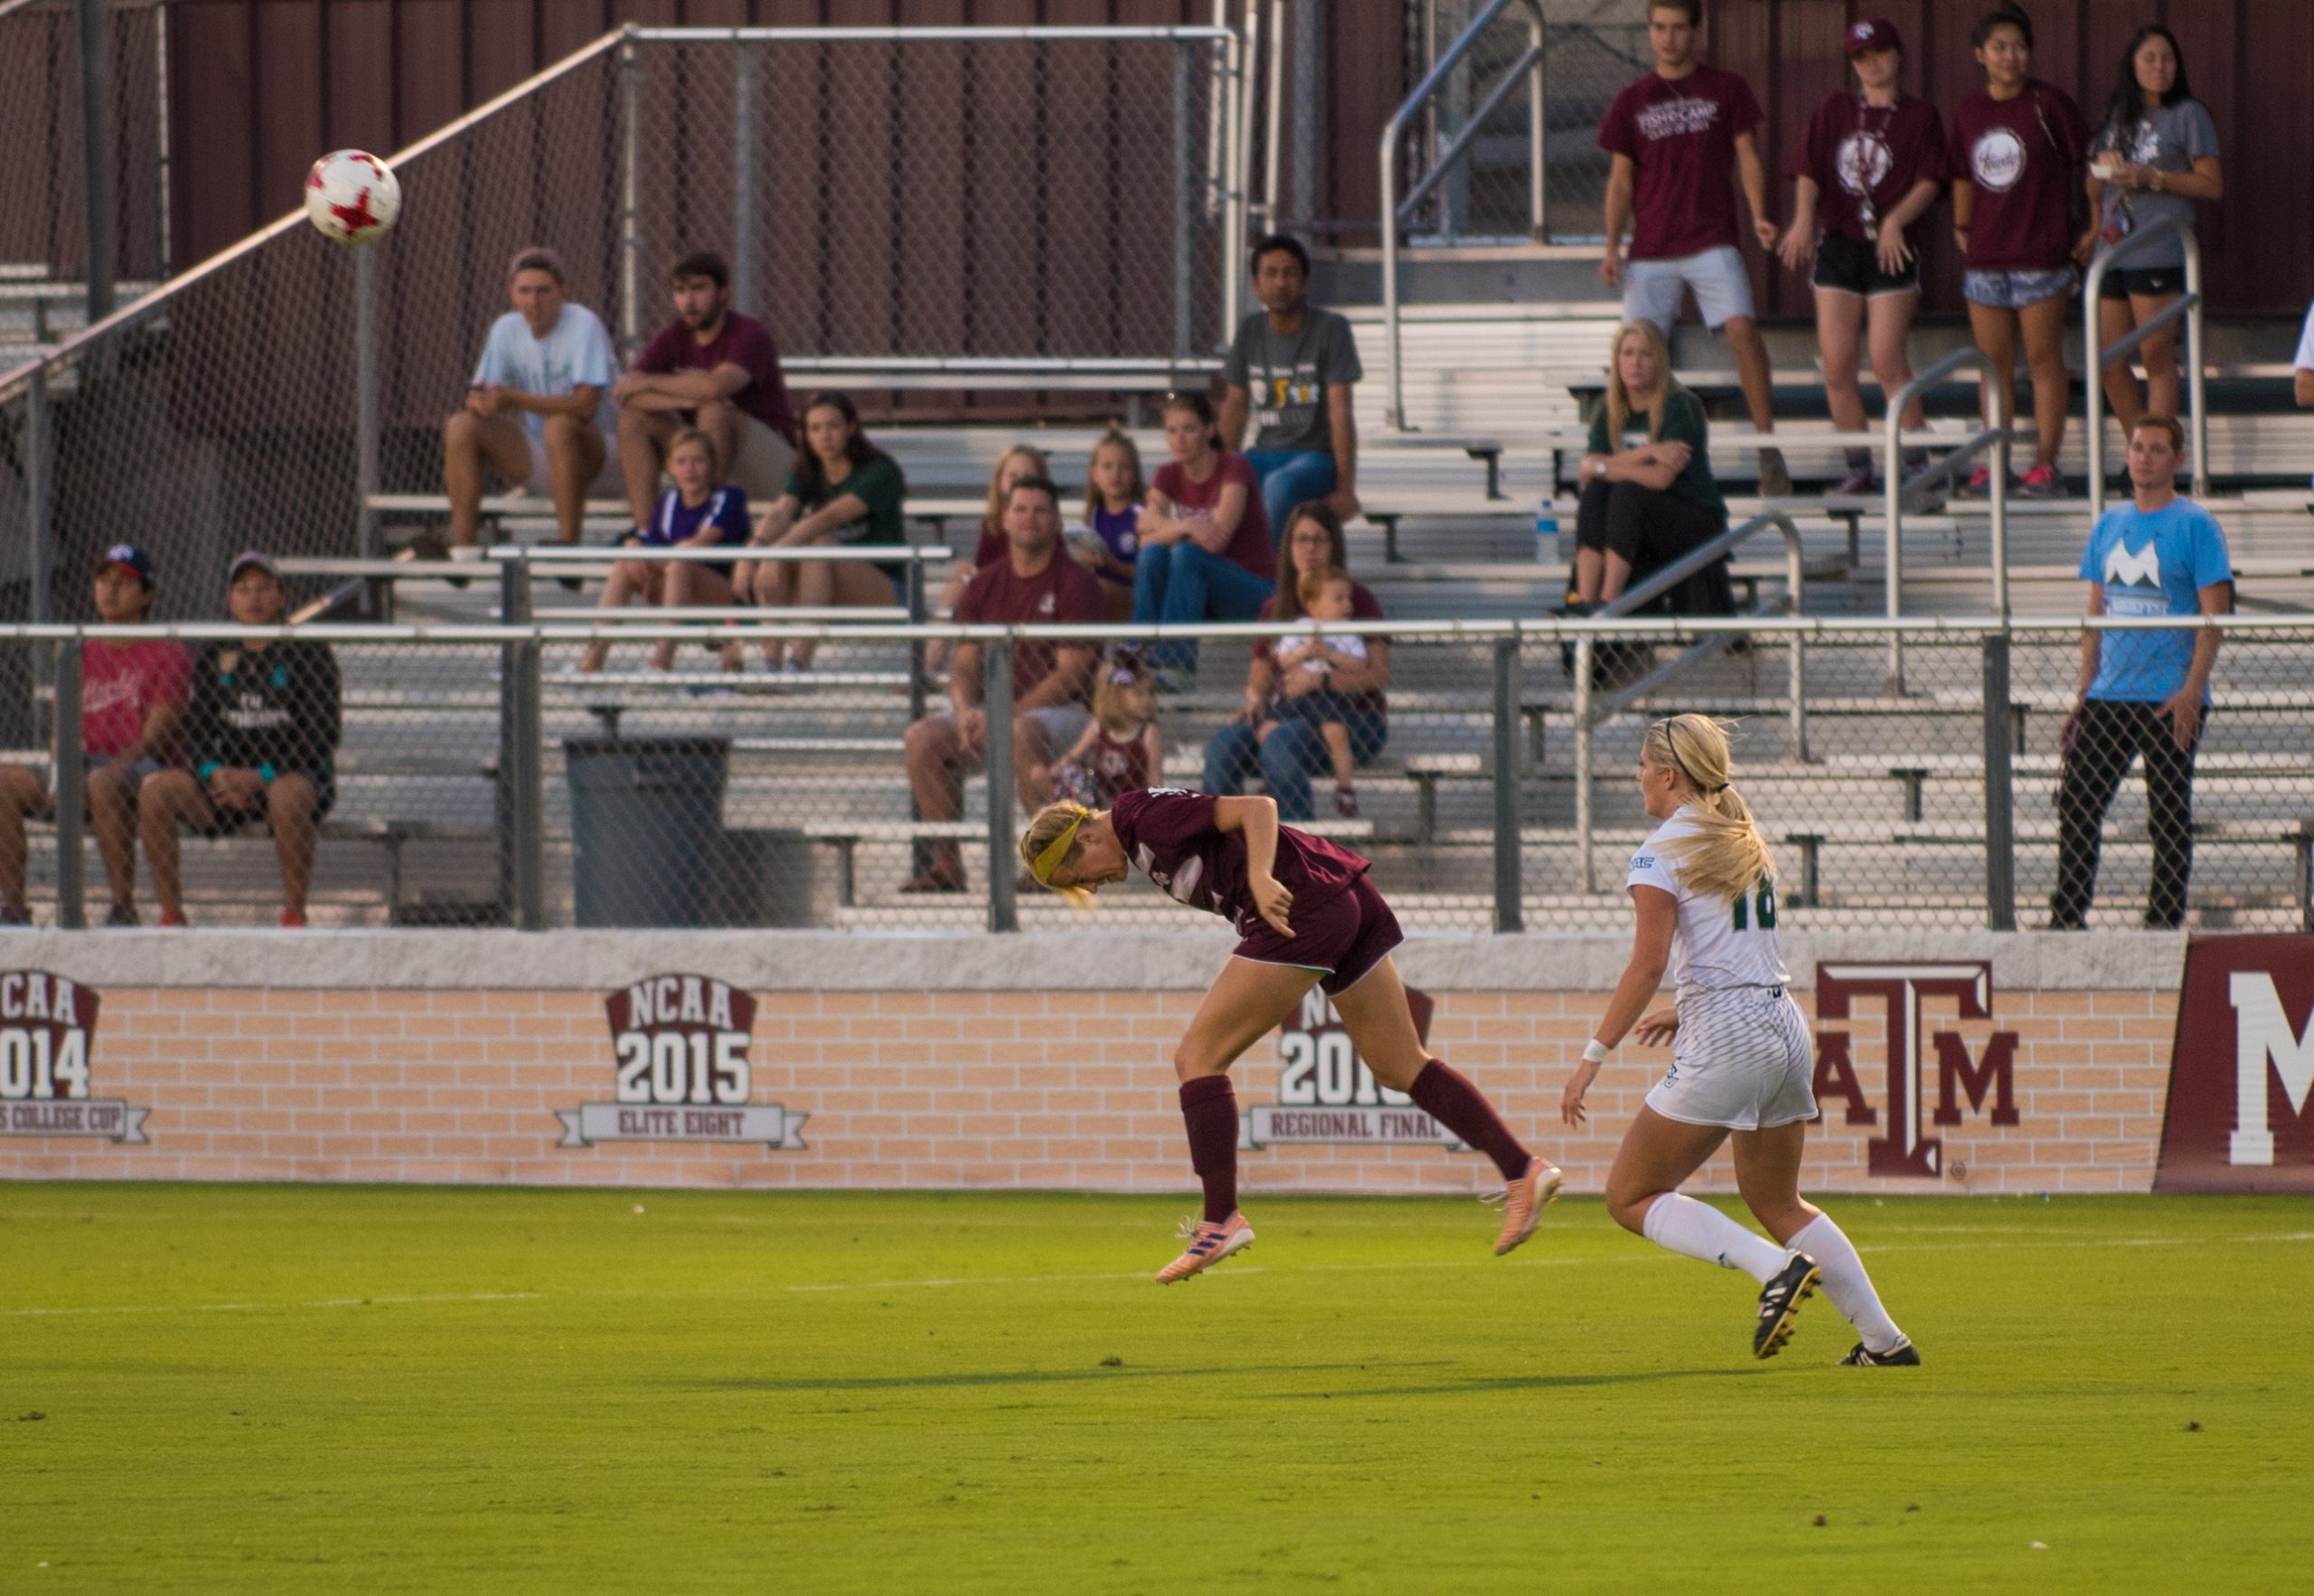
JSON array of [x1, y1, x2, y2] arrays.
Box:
[[1559, 714, 1917, 1367]]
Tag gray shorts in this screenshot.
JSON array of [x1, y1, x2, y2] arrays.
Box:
[[1962, 267, 2076, 311], [1646, 986, 1818, 1131], [35, 756, 164, 818], [1623, 245, 1756, 333]]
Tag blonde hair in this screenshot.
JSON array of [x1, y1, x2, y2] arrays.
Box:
[[665, 427, 715, 465], [1019, 800, 1093, 887], [1094, 658, 1152, 735], [1297, 564, 1352, 607], [1082, 426, 1146, 516], [985, 445, 1052, 530], [1604, 319, 1683, 446], [1644, 714, 1775, 905]]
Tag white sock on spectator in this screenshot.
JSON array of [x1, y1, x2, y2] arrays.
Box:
[[1788, 1213, 1905, 1353], [1641, 1193, 1785, 1283]]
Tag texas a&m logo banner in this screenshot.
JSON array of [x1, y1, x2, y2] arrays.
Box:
[[1813, 962, 2019, 1178], [0, 971, 149, 1144], [2157, 935, 2314, 1193], [1243, 985, 1466, 1150], [554, 973, 807, 1150]]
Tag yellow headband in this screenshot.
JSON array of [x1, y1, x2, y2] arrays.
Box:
[[1030, 808, 1088, 887]]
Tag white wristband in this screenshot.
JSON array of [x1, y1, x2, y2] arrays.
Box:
[[1582, 1039, 1611, 1066]]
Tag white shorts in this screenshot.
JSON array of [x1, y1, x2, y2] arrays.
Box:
[[518, 427, 619, 497], [1623, 245, 1756, 333], [1645, 985, 1817, 1131]]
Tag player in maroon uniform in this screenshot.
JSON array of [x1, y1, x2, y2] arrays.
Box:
[[1020, 788, 1562, 1281]]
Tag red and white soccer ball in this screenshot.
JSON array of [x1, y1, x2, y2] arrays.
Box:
[[305, 149, 401, 246]]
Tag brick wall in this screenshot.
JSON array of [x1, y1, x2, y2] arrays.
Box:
[[0, 930, 2185, 1195]]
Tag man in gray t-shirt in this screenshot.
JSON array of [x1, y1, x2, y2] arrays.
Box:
[[1219, 234, 1363, 540]]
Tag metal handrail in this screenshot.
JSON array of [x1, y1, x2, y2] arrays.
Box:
[[1378, 0, 1546, 430], [2084, 216, 2206, 520], [1882, 345, 2011, 689], [1571, 508, 1809, 889]]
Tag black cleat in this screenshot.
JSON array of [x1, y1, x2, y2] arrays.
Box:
[[1839, 1338, 1921, 1366], [1753, 1253, 1820, 1360]]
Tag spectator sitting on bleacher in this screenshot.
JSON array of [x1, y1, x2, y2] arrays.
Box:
[[0, 544, 189, 927], [579, 428, 748, 675], [901, 476, 1105, 895], [1774, 18, 1945, 496], [137, 554, 342, 930], [732, 392, 908, 673], [927, 445, 1052, 676], [1218, 234, 1362, 537], [442, 247, 616, 551], [2084, 25, 2222, 458], [2051, 414, 2232, 932], [1597, 0, 1788, 497], [1069, 425, 1144, 620], [1572, 321, 1734, 617], [1133, 391, 1275, 690], [1203, 502, 1390, 821], [612, 249, 797, 529]]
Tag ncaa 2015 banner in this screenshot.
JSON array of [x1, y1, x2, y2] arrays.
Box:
[[2157, 935, 2314, 1192]]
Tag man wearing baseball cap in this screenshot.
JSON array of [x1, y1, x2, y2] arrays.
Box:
[[136, 551, 341, 928], [0, 543, 191, 926]]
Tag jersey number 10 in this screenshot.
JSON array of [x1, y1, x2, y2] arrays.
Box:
[[1730, 878, 1777, 932]]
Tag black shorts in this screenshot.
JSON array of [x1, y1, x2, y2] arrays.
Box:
[[196, 773, 337, 838], [1232, 873, 1403, 997], [2099, 265, 2185, 301], [1811, 233, 1920, 297]]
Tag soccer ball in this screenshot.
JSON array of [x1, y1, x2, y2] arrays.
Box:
[[305, 150, 400, 246]]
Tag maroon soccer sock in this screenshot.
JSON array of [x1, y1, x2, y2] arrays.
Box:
[[1408, 1059, 1532, 1182], [1177, 1075, 1241, 1224]]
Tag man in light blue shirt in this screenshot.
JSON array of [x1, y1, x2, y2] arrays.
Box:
[[441, 247, 616, 549], [2052, 413, 2233, 930]]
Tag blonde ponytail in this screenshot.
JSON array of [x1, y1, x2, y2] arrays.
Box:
[[1645, 715, 1774, 905]]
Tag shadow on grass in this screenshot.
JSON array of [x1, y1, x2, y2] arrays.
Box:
[[682, 1360, 1455, 1394], [1266, 1366, 1764, 1399]]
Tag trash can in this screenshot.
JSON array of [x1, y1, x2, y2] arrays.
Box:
[[563, 737, 729, 927], [713, 829, 822, 927]]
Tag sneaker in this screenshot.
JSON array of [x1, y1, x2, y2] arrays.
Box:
[[2018, 464, 2065, 499], [1831, 465, 1877, 498], [104, 902, 138, 928], [1839, 1338, 1922, 1366], [0, 902, 31, 927], [157, 909, 188, 928], [1486, 1159, 1565, 1256], [1754, 1252, 1822, 1360], [1756, 447, 1792, 499], [279, 908, 307, 928], [1902, 447, 1932, 478], [1333, 785, 1359, 819], [1154, 1211, 1256, 1283], [1960, 465, 1992, 498]]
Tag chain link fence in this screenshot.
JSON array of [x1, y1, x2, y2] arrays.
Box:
[[5, 612, 2308, 934]]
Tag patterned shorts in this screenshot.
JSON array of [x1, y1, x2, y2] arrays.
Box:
[[1645, 986, 1817, 1131]]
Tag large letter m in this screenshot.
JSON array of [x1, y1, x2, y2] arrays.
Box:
[[2229, 972, 2314, 1167]]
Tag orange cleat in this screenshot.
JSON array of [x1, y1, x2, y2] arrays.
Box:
[[1154, 1211, 1255, 1283], [1487, 1159, 1564, 1256]]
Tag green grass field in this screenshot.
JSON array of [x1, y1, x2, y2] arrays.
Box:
[[4, 1185, 2310, 1593]]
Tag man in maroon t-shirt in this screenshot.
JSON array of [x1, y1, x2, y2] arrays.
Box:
[[612, 249, 797, 532], [902, 477, 1106, 893], [1595, 0, 1787, 494]]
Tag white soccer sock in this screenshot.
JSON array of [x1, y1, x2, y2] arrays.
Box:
[[1640, 1193, 1786, 1284], [1788, 1213, 1905, 1354]]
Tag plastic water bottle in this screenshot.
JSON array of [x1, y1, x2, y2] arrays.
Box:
[[1534, 494, 1558, 563]]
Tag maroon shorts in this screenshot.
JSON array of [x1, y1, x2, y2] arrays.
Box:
[[1231, 873, 1403, 996]]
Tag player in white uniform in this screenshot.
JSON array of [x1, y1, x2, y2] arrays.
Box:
[[1560, 715, 1917, 1366]]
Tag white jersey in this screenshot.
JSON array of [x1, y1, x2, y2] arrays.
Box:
[[1625, 811, 1791, 1002]]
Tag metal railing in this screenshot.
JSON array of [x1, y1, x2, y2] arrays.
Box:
[[2085, 217, 2207, 521], [1378, 0, 1546, 430], [1882, 346, 2012, 689]]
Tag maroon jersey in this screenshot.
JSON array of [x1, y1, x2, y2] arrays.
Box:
[[1791, 92, 1947, 247], [1109, 787, 1367, 937], [1595, 64, 1763, 260], [1950, 80, 2087, 271], [1088, 724, 1152, 804]]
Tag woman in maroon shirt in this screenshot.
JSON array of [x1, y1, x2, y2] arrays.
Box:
[[1130, 392, 1275, 688], [1948, 4, 2089, 498], [1020, 789, 1561, 1282]]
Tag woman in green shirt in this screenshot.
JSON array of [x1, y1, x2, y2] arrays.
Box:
[[1572, 320, 1733, 616], [733, 391, 909, 671]]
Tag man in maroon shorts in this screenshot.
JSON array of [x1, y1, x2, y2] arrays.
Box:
[[1020, 787, 1563, 1282]]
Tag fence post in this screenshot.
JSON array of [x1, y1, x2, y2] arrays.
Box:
[[1491, 636, 1522, 933], [27, 367, 52, 629], [985, 637, 1017, 934], [153, 0, 172, 277], [1981, 629, 2017, 932], [78, 0, 116, 323], [52, 640, 85, 930], [732, 42, 757, 317], [1573, 633, 1594, 893], [354, 243, 381, 559], [1172, 40, 1195, 361], [499, 558, 544, 930], [617, 30, 642, 360]]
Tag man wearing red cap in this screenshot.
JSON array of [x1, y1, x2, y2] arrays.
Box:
[[0, 545, 190, 926]]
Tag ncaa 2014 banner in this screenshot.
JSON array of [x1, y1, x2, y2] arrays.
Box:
[[2157, 935, 2314, 1192]]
